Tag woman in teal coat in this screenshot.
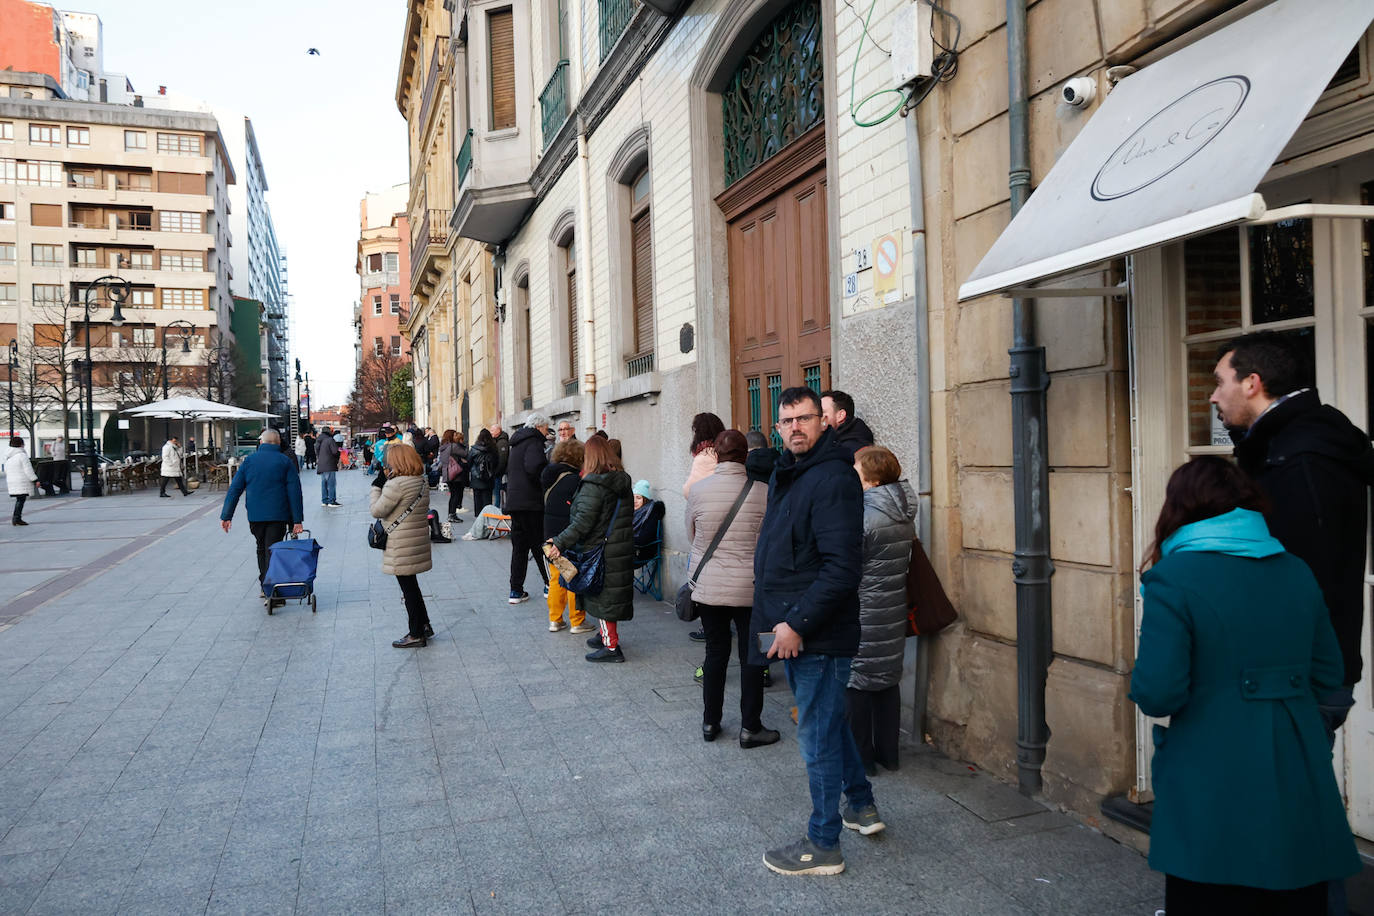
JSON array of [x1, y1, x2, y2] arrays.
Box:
[[1131, 457, 1360, 915], [546, 436, 634, 663]]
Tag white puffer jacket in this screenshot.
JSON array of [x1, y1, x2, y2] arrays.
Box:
[[370, 474, 432, 576], [4, 446, 38, 496], [685, 462, 767, 607], [160, 441, 183, 477]]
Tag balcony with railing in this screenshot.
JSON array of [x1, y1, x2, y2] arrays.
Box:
[[540, 60, 570, 150], [625, 351, 654, 378], [410, 208, 451, 296], [599, 0, 636, 61], [563, 378, 580, 397], [417, 36, 447, 134], [457, 128, 474, 187]]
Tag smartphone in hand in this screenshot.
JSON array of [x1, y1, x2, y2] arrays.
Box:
[[757, 632, 776, 655]]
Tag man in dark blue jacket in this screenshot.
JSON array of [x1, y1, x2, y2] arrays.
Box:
[[753, 387, 884, 876], [221, 429, 304, 587]]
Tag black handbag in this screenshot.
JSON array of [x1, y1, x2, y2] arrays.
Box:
[[367, 486, 426, 550], [562, 498, 621, 596], [676, 479, 754, 621]]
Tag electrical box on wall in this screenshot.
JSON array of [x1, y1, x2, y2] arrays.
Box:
[[890, 1, 935, 88]]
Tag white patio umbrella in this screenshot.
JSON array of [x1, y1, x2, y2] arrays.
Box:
[[122, 397, 279, 474]]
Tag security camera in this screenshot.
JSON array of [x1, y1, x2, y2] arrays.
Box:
[[1062, 76, 1096, 109]]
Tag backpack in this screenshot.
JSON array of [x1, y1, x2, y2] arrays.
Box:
[[469, 448, 496, 488]]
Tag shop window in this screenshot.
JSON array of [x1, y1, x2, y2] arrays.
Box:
[[1248, 215, 1314, 323]]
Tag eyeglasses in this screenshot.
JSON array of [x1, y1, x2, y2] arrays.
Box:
[[775, 413, 820, 429]]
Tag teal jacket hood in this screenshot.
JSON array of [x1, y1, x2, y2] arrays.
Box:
[[1160, 508, 1284, 560]]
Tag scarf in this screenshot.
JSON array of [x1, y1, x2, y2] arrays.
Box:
[[1160, 507, 1284, 560]]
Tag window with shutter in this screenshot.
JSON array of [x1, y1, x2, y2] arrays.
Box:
[[489, 10, 516, 131], [631, 210, 653, 355], [568, 265, 579, 381]]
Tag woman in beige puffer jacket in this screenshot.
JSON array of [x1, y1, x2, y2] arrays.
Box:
[[686, 429, 776, 747], [370, 443, 433, 648]]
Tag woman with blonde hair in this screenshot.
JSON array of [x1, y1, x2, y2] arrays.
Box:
[[546, 436, 634, 662], [370, 442, 434, 648]]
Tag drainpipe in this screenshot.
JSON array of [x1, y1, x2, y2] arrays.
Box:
[[904, 110, 933, 739], [576, 127, 597, 434], [1007, 0, 1053, 797]]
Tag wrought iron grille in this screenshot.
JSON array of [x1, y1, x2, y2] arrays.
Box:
[[768, 373, 783, 449], [625, 352, 654, 377], [803, 364, 821, 393], [457, 129, 474, 187], [522, 396, 533, 410], [599, 0, 636, 62], [563, 377, 580, 397], [721, 0, 823, 187], [747, 377, 761, 432], [540, 60, 570, 149]]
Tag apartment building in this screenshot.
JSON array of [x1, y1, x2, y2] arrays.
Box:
[[397, 0, 499, 437], [440, 0, 1374, 844], [0, 70, 234, 448], [356, 183, 410, 376], [0, 0, 136, 105]]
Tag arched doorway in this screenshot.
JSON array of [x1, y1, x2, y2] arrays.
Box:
[[713, 0, 831, 440]]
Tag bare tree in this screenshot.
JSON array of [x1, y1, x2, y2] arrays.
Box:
[[6, 341, 48, 457], [29, 296, 85, 446], [348, 349, 405, 431]]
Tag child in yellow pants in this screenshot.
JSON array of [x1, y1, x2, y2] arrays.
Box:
[[547, 568, 594, 633]]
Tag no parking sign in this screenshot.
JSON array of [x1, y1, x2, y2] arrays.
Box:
[[872, 232, 902, 304]]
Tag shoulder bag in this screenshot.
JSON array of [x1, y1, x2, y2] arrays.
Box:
[[905, 535, 957, 635], [562, 497, 621, 596], [368, 485, 427, 550], [676, 479, 754, 622]]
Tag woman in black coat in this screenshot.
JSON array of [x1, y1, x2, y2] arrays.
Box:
[[545, 436, 634, 662], [542, 438, 592, 635], [467, 428, 497, 513], [438, 429, 469, 521]]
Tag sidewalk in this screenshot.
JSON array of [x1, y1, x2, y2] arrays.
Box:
[[0, 470, 1164, 914]]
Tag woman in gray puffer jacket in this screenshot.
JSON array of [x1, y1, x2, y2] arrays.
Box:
[[370, 443, 433, 649], [849, 446, 916, 773]]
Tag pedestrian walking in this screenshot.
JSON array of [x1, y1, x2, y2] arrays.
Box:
[[542, 438, 591, 634], [849, 446, 916, 774], [303, 430, 316, 469], [545, 436, 634, 662], [505, 413, 550, 604], [370, 443, 434, 649], [467, 428, 498, 518], [1131, 456, 1361, 916], [438, 429, 469, 521], [685, 429, 775, 746], [50, 435, 69, 494], [159, 436, 191, 497], [5, 436, 38, 526], [294, 433, 307, 465], [753, 386, 883, 876], [220, 429, 304, 587], [315, 425, 341, 507]]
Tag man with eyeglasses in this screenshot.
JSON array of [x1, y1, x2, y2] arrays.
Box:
[[753, 386, 884, 876]]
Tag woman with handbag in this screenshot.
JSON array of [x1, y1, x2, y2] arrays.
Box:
[[369, 443, 434, 649], [467, 428, 497, 516], [1131, 457, 1360, 914], [685, 430, 775, 746], [545, 436, 634, 662], [438, 429, 469, 522], [849, 446, 917, 773]]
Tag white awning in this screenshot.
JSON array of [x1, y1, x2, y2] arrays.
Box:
[[958, 0, 1374, 302]]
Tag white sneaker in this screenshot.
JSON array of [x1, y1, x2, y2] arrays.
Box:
[[549, 620, 567, 632], [461, 532, 478, 541]]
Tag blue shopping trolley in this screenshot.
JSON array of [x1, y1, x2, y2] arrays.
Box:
[[262, 530, 323, 614]]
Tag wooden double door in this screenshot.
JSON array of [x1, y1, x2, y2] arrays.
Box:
[[721, 129, 831, 443]]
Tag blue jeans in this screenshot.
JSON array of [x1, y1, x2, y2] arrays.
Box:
[[785, 653, 875, 849], [320, 471, 337, 504]]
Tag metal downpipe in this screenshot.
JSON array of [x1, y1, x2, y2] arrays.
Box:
[[1006, 0, 1053, 797]]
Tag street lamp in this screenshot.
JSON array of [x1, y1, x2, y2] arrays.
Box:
[[7, 339, 17, 438], [81, 276, 129, 497], [160, 320, 195, 439]]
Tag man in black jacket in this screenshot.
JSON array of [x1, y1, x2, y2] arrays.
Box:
[[491, 422, 510, 509], [752, 387, 883, 876], [1213, 332, 1374, 740], [504, 414, 550, 604], [821, 389, 875, 459]]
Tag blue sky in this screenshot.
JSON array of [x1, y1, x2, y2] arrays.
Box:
[[92, 0, 411, 404]]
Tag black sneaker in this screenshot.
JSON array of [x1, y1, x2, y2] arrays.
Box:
[[586, 634, 604, 649], [762, 838, 844, 876], [841, 804, 886, 836], [585, 647, 624, 663], [508, 590, 530, 605], [688, 629, 706, 642]]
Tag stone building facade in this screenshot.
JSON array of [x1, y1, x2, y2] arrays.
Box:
[[396, 0, 501, 438], [435, 0, 1374, 840]]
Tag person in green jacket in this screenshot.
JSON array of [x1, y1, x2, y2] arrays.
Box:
[[1131, 457, 1360, 915], [545, 435, 634, 663]]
